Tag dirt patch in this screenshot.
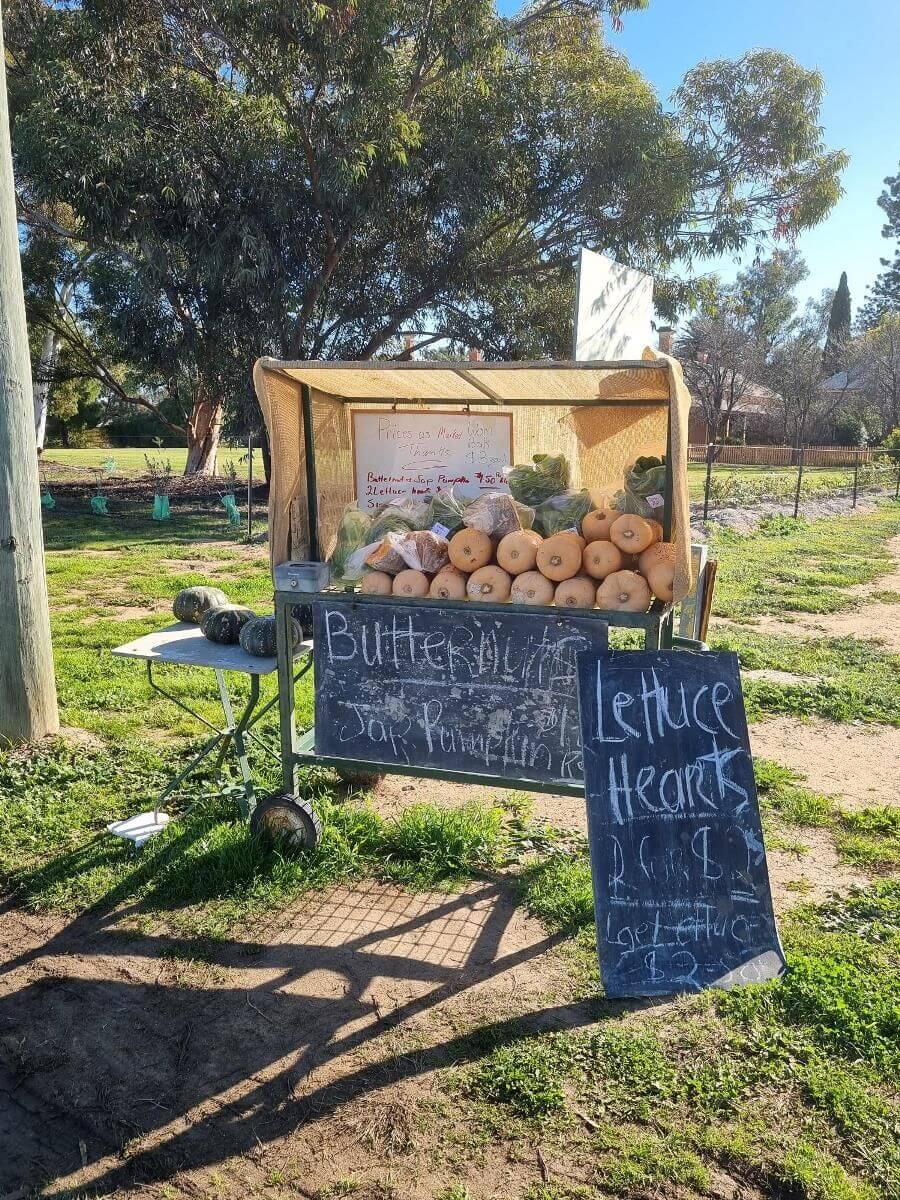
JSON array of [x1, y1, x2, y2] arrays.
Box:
[[0, 881, 582, 1199], [766, 827, 866, 909], [693, 493, 882, 537], [743, 668, 821, 686], [750, 717, 900, 810]]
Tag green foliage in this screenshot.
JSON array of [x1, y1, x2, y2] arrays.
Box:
[[518, 854, 594, 933], [469, 1036, 568, 1117], [824, 271, 853, 376], [10, 0, 846, 459]]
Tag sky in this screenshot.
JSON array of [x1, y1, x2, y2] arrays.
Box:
[[499, 0, 900, 319]]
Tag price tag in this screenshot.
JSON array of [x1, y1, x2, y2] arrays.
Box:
[[646, 493, 665, 510], [431, 522, 451, 539]]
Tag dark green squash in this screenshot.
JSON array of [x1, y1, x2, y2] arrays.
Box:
[[200, 605, 256, 645], [239, 615, 302, 658], [173, 586, 229, 623]]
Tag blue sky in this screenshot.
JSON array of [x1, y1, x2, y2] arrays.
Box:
[[500, 0, 900, 318]]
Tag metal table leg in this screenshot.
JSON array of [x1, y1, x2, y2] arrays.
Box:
[[146, 660, 266, 819]]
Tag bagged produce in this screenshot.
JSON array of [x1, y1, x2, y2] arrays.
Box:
[[462, 491, 531, 539], [369, 499, 428, 541], [329, 504, 373, 581], [398, 530, 451, 573], [425, 487, 469, 537], [507, 454, 570, 506], [365, 532, 409, 575], [533, 489, 592, 537], [615, 455, 667, 519]]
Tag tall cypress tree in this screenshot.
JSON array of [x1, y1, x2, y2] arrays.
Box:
[[823, 271, 852, 375]]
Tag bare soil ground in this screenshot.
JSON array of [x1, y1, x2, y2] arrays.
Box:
[[0, 881, 584, 1199]]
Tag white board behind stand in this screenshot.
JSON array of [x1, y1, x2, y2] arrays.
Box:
[[574, 248, 654, 361], [352, 409, 513, 512]]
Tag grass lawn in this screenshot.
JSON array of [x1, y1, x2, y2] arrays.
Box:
[[1, 501, 898, 1200], [41, 444, 252, 478]]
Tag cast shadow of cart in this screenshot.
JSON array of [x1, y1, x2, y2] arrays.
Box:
[[0, 871, 617, 1197]]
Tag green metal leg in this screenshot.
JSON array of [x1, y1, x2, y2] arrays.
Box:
[[275, 595, 302, 794], [146, 660, 266, 819]]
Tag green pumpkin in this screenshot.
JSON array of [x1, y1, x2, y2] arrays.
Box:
[[239, 615, 302, 658], [200, 605, 256, 645], [173, 586, 229, 624]]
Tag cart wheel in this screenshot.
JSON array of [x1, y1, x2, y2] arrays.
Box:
[[250, 794, 321, 851]]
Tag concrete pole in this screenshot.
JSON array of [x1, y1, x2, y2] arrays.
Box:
[[0, 10, 58, 744]]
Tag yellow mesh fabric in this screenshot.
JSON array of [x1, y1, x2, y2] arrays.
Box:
[[254, 356, 693, 601]]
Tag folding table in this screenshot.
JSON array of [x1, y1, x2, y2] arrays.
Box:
[[109, 621, 312, 845]]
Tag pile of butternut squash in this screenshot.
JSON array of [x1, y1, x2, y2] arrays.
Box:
[[359, 505, 676, 612]]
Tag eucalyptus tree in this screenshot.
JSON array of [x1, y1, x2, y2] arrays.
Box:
[[9, 0, 846, 472]]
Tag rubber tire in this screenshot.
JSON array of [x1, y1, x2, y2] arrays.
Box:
[[250, 794, 321, 851]]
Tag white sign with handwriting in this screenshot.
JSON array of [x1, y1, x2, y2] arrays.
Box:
[[351, 409, 513, 511]]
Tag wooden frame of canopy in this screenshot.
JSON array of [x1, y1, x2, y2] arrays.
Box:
[[253, 356, 695, 797]]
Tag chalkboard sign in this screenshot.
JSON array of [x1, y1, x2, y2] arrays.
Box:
[[314, 600, 608, 787], [577, 649, 785, 997]]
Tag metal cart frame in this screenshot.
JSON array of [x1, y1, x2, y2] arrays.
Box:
[[267, 359, 684, 800]]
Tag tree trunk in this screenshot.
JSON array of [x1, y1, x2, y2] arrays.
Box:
[[0, 19, 59, 743], [184, 392, 223, 475], [33, 326, 57, 452]]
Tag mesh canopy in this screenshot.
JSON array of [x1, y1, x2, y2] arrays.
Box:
[[254, 354, 693, 600]]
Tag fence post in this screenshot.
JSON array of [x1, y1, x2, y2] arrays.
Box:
[[895, 457, 900, 501], [247, 434, 253, 542], [852, 451, 859, 509], [703, 441, 715, 522], [793, 446, 805, 519]]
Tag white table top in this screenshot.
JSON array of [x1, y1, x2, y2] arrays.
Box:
[[111, 622, 313, 676]]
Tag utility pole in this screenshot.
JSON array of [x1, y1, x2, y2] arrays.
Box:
[[0, 11, 58, 744]]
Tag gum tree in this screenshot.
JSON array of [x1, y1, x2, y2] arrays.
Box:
[[9, 1, 846, 472]]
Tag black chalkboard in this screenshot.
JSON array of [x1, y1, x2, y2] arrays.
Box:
[[577, 649, 785, 997], [313, 599, 608, 787]]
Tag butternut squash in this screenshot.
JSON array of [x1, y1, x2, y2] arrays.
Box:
[[596, 570, 652, 613], [360, 571, 393, 596], [581, 539, 624, 580], [609, 513, 656, 554], [646, 561, 675, 603], [581, 505, 618, 541], [392, 569, 430, 597], [448, 527, 493, 572], [510, 570, 555, 606], [536, 532, 584, 582], [429, 566, 467, 600], [647, 518, 664, 544], [466, 564, 512, 602], [496, 529, 542, 575], [637, 540, 676, 576], [554, 576, 596, 608]]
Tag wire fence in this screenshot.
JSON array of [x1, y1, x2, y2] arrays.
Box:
[[693, 445, 900, 520]]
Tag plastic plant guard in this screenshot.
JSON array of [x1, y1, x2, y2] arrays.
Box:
[[40, 491, 56, 509], [153, 493, 171, 521], [222, 493, 241, 524], [90, 494, 109, 515]]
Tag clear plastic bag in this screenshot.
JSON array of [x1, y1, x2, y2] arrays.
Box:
[[532, 490, 592, 537], [617, 456, 667, 519], [462, 491, 532, 538], [506, 454, 570, 506], [425, 486, 468, 537], [365, 532, 409, 575], [329, 504, 374, 581], [398, 530, 451, 573], [369, 499, 429, 541]]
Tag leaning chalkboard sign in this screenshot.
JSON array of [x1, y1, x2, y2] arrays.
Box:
[[314, 599, 608, 788], [577, 649, 785, 997]]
